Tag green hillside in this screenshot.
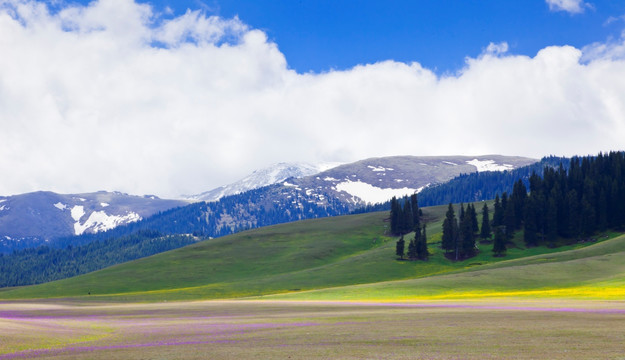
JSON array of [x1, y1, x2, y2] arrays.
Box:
[[1, 204, 623, 302]]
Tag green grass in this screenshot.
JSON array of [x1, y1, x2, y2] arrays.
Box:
[[1, 203, 624, 302]]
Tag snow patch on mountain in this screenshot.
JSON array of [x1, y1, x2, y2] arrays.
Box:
[[100, 202, 110, 207], [368, 165, 394, 172], [71, 205, 85, 221], [54, 202, 67, 210], [73, 211, 141, 235], [466, 159, 514, 172], [334, 180, 419, 204], [188, 161, 342, 202]]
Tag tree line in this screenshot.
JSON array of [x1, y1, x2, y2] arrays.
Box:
[[438, 151, 625, 261], [418, 156, 569, 206], [0, 231, 201, 287]]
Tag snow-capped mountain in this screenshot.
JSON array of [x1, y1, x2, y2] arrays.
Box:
[[0, 155, 537, 252], [285, 155, 537, 205], [186, 162, 342, 202], [0, 191, 187, 250]]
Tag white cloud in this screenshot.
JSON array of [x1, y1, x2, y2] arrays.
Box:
[[1, 0, 625, 198], [582, 30, 625, 61], [545, 0, 590, 14], [484, 42, 509, 56]]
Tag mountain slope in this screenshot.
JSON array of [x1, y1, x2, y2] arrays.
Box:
[[0, 191, 187, 251], [2, 203, 622, 301], [186, 162, 341, 201], [286, 155, 536, 205]]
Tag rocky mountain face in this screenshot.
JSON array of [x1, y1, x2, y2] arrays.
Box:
[[0, 191, 187, 251], [277, 155, 537, 207], [185, 162, 342, 202]]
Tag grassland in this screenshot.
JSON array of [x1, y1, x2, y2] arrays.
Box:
[[2, 299, 625, 359], [2, 204, 625, 359], [1, 203, 624, 302]]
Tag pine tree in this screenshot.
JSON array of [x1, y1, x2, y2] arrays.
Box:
[[567, 190, 581, 240], [459, 203, 465, 222], [407, 238, 417, 260], [395, 235, 405, 260], [459, 213, 476, 259], [493, 194, 503, 227], [468, 203, 479, 235], [410, 194, 420, 228], [511, 180, 527, 229], [546, 196, 558, 246], [524, 195, 539, 247], [492, 226, 507, 257], [503, 200, 516, 240], [441, 203, 458, 255], [390, 197, 399, 235], [402, 201, 414, 234], [417, 224, 428, 260], [480, 203, 492, 241]]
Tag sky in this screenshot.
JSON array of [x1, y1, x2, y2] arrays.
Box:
[[1, 0, 625, 198]]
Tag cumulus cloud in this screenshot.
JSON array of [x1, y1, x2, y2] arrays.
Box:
[[545, 0, 590, 14], [1, 0, 625, 198]]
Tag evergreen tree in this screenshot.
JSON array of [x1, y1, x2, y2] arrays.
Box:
[[468, 203, 479, 235], [395, 235, 405, 260], [459, 213, 476, 258], [459, 203, 465, 222], [493, 194, 503, 227], [416, 224, 429, 260], [390, 197, 399, 235], [503, 200, 516, 240], [511, 179, 527, 229], [407, 238, 417, 260], [567, 190, 581, 240], [524, 195, 540, 247], [492, 226, 507, 256], [546, 196, 558, 246], [441, 203, 458, 255], [410, 194, 420, 228], [402, 201, 414, 234], [480, 203, 492, 241]]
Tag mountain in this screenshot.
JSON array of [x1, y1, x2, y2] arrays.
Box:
[[186, 162, 342, 202], [0, 191, 187, 251], [0, 155, 535, 253], [286, 155, 537, 206]]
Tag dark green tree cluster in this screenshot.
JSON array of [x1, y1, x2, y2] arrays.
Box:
[[407, 224, 428, 260], [0, 231, 200, 287], [418, 156, 569, 206], [441, 203, 479, 260], [491, 152, 625, 247], [390, 194, 421, 235]]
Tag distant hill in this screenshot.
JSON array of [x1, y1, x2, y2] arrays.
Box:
[[0, 155, 535, 252], [0, 191, 187, 251]]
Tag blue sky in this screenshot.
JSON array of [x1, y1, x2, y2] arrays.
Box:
[[2, 0, 625, 196], [76, 0, 625, 73]]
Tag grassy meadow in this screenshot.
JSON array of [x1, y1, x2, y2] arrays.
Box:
[[1, 204, 624, 302], [1, 204, 625, 358], [1, 299, 625, 359]]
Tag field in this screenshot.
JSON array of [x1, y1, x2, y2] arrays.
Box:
[[2, 299, 625, 359], [2, 206, 625, 358]]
